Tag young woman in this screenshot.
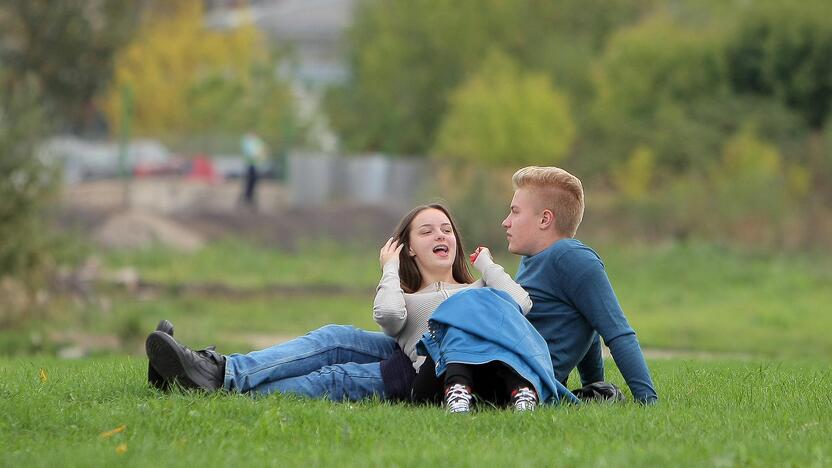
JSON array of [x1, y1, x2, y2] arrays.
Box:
[[373, 204, 540, 412], [145, 203, 539, 409]]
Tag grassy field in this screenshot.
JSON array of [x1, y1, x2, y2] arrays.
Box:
[[5, 240, 831, 358], [2, 356, 830, 467], [84, 241, 832, 357], [4, 240, 831, 466], [602, 242, 832, 357], [104, 240, 383, 289]]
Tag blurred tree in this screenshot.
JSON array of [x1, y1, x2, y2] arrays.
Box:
[[622, 126, 810, 246], [726, 1, 832, 130], [712, 128, 785, 217], [591, 15, 728, 173], [430, 50, 575, 248], [525, 0, 657, 105], [0, 0, 139, 134], [324, 0, 828, 246], [726, 0, 832, 243], [708, 127, 807, 244], [184, 58, 294, 152], [104, 1, 293, 150], [613, 146, 655, 201], [327, 0, 654, 155], [0, 72, 56, 280], [433, 51, 575, 167], [326, 0, 503, 155], [589, 12, 812, 177]]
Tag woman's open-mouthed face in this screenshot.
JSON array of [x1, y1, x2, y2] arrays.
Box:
[[407, 208, 457, 275]]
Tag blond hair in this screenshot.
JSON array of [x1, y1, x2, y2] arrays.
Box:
[[512, 166, 585, 237]]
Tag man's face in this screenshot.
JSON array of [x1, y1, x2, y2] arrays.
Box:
[[502, 188, 543, 256]]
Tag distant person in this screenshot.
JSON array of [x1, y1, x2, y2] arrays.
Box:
[[504, 166, 658, 403], [145, 204, 571, 410], [240, 132, 268, 208]]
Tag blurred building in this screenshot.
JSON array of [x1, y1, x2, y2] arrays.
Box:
[[205, 0, 353, 153], [205, 1, 427, 209], [287, 152, 427, 209]]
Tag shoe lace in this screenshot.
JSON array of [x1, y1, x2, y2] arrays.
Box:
[[194, 345, 223, 364], [511, 387, 538, 411], [445, 384, 473, 413]]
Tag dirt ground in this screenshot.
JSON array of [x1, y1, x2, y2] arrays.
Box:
[[54, 178, 403, 249]]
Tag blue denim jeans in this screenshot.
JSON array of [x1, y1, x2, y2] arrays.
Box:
[[223, 324, 398, 401]]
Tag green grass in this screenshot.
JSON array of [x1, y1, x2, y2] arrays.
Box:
[[600, 242, 832, 357], [103, 240, 382, 289], [70, 241, 829, 358], [0, 293, 377, 355], [2, 357, 830, 467], [6, 241, 831, 465], [6, 240, 830, 358]]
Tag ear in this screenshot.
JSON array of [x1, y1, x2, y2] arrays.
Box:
[[539, 209, 555, 230], [409, 248, 416, 257]]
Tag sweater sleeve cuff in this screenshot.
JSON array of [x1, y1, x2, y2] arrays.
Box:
[[472, 249, 494, 271], [382, 259, 400, 275]]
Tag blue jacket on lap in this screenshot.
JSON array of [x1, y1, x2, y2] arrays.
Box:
[[417, 287, 579, 404]]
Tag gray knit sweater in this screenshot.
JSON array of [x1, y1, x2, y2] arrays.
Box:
[[372, 251, 532, 368]]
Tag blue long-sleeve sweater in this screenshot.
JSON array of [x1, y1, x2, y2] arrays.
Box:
[[516, 238, 658, 403]]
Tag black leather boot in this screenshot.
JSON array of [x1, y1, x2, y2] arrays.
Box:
[[148, 320, 175, 390], [145, 331, 225, 391]]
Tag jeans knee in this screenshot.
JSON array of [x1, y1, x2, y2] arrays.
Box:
[[311, 324, 358, 344]]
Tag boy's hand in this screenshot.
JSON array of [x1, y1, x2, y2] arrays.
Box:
[[379, 237, 403, 268]]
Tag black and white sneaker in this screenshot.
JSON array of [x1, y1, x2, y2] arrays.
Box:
[[444, 383, 474, 414], [510, 387, 538, 412]]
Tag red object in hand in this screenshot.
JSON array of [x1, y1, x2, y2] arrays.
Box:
[[470, 246, 484, 263]]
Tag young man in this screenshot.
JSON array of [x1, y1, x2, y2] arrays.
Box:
[[502, 166, 658, 403]]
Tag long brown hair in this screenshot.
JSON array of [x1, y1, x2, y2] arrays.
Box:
[[393, 203, 475, 293]]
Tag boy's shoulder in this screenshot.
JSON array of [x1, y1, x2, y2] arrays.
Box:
[[539, 238, 603, 267]]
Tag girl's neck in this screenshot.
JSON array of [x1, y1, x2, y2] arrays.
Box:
[[420, 268, 457, 289]]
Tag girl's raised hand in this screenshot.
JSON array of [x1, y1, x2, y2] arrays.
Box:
[[470, 246, 493, 268], [379, 237, 404, 268], [470, 246, 485, 263]]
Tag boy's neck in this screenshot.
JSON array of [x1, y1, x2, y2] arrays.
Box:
[[529, 233, 568, 256]]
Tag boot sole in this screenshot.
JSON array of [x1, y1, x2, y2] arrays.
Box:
[[145, 331, 200, 389], [148, 321, 175, 390]]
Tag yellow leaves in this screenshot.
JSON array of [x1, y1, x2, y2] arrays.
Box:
[[614, 146, 656, 201], [720, 130, 782, 179], [103, 2, 269, 138], [786, 164, 811, 199], [38, 368, 47, 383], [433, 50, 575, 167], [101, 425, 128, 455], [100, 424, 127, 439]]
